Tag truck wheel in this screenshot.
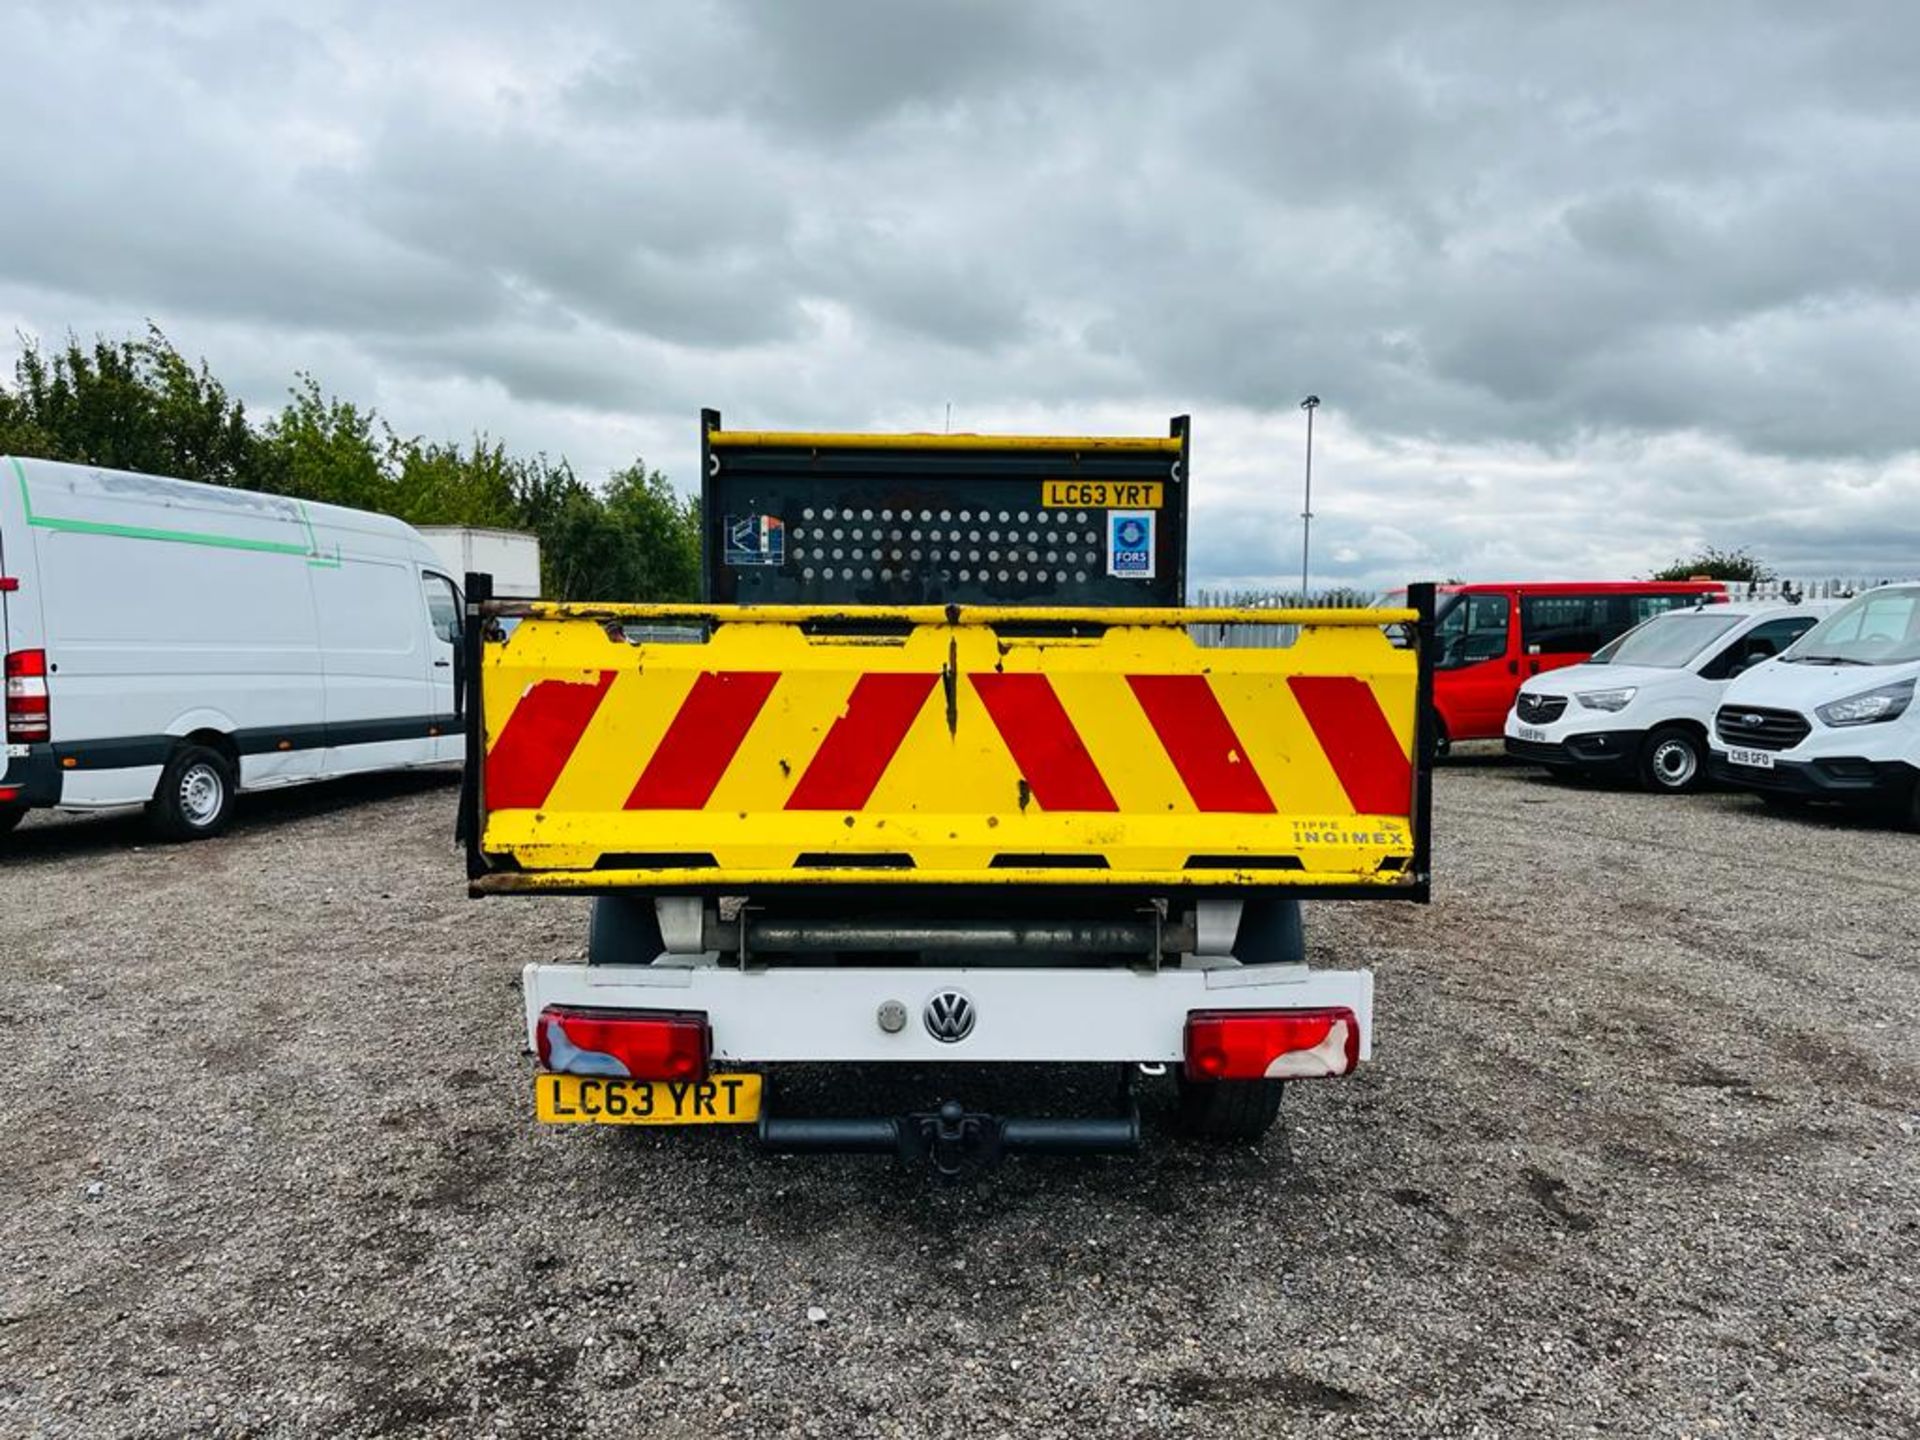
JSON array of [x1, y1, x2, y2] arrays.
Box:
[[1172, 896, 1302, 1142], [587, 895, 666, 966], [1175, 1078, 1285, 1143], [1231, 896, 1306, 965], [147, 744, 236, 841], [1638, 725, 1705, 794]]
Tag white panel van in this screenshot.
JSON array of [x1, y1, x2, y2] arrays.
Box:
[[0, 456, 465, 840], [1501, 600, 1836, 792], [1708, 583, 1920, 827]]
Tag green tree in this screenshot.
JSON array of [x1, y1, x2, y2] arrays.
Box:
[[390, 435, 522, 528], [533, 462, 700, 602], [0, 326, 257, 485], [603, 462, 700, 601], [256, 374, 389, 511], [1, 325, 704, 603], [1651, 546, 1775, 583]]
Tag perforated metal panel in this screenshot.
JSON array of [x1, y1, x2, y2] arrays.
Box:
[[700, 413, 1190, 607]]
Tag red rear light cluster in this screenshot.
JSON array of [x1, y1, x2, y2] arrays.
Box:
[[5, 650, 49, 743], [1183, 1007, 1360, 1081], [536, 1006, 709, 1081]]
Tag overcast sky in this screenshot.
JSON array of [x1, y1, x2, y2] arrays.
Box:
[[5, 0, 1918, 591]]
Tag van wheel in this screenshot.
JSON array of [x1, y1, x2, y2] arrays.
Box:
[[587, 895, 666, 966], [148, 744, 236, 841], [1639, 726, 1705, 794], [1173, 896, 1302, 1142]]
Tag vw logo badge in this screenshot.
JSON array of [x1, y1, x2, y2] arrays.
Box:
[[923, 990, 976, 1044]]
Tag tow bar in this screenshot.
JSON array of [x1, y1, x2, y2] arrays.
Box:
[[758, 1100, 1142, 1178]]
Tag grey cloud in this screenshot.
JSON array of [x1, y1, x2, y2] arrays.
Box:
[[3, 0, 1919, 589], [566, 0, 1064, 139]]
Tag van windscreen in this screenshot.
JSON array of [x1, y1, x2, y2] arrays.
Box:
[[1786, 586, 1920, 666], [1589, 611, 1738, 668]]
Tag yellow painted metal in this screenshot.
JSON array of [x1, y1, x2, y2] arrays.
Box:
[[493, 601, 1418, 628], [481, 864, 1413, 894], [478, 605, 1420, 890], [707, 430, 1183, 453]]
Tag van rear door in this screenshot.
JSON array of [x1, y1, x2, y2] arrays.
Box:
[[421, 569, 462, 761]]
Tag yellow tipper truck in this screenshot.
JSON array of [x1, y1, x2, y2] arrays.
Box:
[[460, 413, 1434, 1173]]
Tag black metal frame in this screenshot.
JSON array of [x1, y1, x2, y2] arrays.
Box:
[[457, 570, 492, 877], [1409, 580, 1437, 901], [699, 408, 1191, 608]]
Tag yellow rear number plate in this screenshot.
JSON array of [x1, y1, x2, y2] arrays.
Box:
[[1041, 479, 1163, 509], [535, 1073, 762, 1126]]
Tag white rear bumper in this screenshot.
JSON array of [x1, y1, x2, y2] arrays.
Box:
[[522, 961, 1374, 1066]]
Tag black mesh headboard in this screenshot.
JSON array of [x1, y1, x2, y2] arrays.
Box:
[[700, 411, 1191, 607]]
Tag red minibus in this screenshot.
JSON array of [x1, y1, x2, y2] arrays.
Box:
[[1404, 581, 1727, 749]]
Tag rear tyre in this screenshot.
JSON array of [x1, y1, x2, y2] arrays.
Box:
[[587, 895, 667, 967], [1174, 897, 1303, 1142], [147, 744, 236, 841], [1431, 712, 1451, 761], [1639, 725, 1705, 794], [1230, 896, 1305, 966], [0, 806, 24, 836], [1174, 1079, 1285, 1143]]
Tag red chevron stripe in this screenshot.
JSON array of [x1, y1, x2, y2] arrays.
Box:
[[1287, 676, 1413, 816], [1127, 674, 1276, 813], [485, 670, 616, 811], [970, 673, 1118, 812], [786, 672, 939, 811], [625, 671, 779, 810]]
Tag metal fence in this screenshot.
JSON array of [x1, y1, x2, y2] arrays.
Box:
[[1718, 577, 1914, 602], [1185, 576, 1920, 650], [1190, 586, 1382, 649]]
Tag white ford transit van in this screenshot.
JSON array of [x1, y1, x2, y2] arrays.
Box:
[[1708, 583, 1920, 827], [0, 457, 467, 840]]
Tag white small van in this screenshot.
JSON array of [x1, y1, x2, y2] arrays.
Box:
[[1503, 600, 1835, 792], [1709, 583, 1920, 827], [1, 456, 467, 840]]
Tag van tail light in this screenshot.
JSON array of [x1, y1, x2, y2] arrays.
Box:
[[1183, 1008, 1361, 1081], [536, 1006, 709, 1082], [5, 649, 49, 743]]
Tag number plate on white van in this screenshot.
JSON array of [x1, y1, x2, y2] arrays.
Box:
[[1726, 747, 1775, 770], [1515, 725, 1548, 743]]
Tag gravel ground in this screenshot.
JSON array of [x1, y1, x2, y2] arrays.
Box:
[[2, 750, 1916, 1438]]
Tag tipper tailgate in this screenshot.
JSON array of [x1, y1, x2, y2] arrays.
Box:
[[465, 601, 1430, 894]]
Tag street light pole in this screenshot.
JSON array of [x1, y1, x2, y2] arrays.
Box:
[[1298, 394, 1320, 599]]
